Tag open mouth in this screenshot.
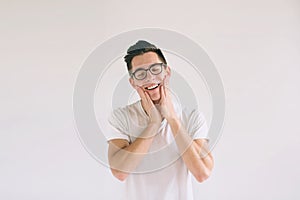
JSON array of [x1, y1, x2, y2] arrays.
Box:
[[144, 83, 160, 91]]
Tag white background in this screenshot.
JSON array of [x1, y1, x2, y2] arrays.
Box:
[[1, 0, 299, 199]]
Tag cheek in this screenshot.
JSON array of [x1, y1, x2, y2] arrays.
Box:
[[154, 71, 166, 81], [133, 79, 146, 87], [133, 73, 166, 86], [157, 73, 166, 82]]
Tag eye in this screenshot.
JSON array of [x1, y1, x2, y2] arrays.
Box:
[[135, 70, 146, 79], [150, 65, 161, 74]]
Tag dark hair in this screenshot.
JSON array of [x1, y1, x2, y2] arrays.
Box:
[[124, 40, 167, 71]]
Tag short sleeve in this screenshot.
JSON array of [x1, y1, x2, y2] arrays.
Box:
[[104, 108, 130, 142], [182, 108, 209, 142]]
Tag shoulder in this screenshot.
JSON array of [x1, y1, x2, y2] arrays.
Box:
[[181, 107, 206, 123], [181, 107, 209, 140], [109, 100, 143, 123]]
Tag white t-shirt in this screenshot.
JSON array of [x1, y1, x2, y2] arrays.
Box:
[[105, 99, 209, 200]]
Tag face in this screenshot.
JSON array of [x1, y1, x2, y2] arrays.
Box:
[[129, 52, 170, 104]]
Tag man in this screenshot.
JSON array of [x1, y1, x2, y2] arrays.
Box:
[[105, 40, 214, 200]]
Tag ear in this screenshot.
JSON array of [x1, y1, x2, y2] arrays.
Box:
[[165, 65, 171, 78], [129, 77, 137, 89]]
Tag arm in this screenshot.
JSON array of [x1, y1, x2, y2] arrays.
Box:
[[167, 117, 214, 182], [108, 122, 160, 181], [158, 81, 214, 182], [108, 87, 162, 181]]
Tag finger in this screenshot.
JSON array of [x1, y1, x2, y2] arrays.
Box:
[[163, 75, 167, 86], [164, 75, 169, 88], [144, 91, 154, 106], [165, 85, 170, 98], [160, 85, 166, 103], [162, 77, 171, 98], [137, 86, 146, 100]]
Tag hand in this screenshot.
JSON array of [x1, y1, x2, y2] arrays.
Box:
[[136, 86, 162, 124], [156, 75, 177, 121]]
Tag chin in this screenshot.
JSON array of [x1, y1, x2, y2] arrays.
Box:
[[151, 96, 161, 104]]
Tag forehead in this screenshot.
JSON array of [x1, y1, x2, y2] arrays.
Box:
[[131, 52, 161, 70]]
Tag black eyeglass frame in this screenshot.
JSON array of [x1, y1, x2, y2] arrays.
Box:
[[129, 63, 167, 80]]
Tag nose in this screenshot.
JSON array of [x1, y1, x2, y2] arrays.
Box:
[[144, 70, 156, 82]]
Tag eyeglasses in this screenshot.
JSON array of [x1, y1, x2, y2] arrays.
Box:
[[130, 63, 166, 80]]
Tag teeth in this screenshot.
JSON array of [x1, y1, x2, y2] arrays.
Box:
[[146, 84, 159, 90]]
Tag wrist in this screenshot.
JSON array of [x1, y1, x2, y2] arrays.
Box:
[[148, 121, 161, 128], [166, 115, 179, 123], [165, 111, 178, 122]]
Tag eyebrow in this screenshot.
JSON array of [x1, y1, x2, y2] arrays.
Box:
[[134, 67, 147, 71], [133, 63, 160, 71]]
